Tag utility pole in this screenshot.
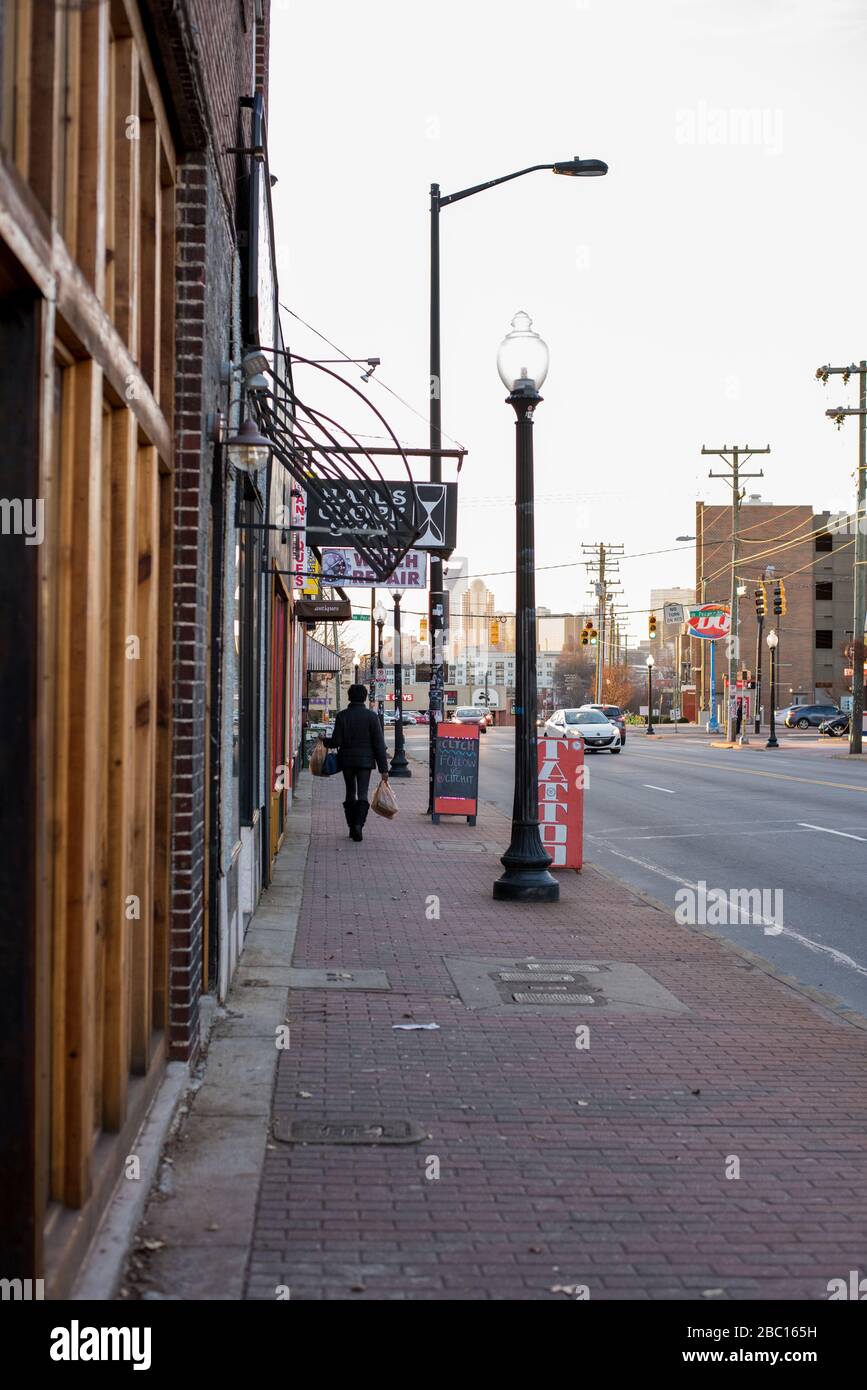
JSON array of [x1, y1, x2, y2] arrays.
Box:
[[581, 541, 623, 704], [818, 362, 867, 755], [703, 444, 770, 743]]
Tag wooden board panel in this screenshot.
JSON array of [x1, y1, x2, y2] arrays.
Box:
[[138, 115, 160, 394], [60, 359, 104, 1207], [130, 444, 158, 1071], [111, 37, 139, 356], [152, 470, 173, 1032], [102, 409, 138, 1130], [76, 0, 109, 296]]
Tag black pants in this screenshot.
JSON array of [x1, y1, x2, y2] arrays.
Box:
[[342, 768, 372, 803]]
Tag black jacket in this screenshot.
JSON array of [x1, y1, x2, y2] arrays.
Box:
[[325, 702, 389, 774]]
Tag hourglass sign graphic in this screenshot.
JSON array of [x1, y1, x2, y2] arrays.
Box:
[[413, 483, 447, 547]]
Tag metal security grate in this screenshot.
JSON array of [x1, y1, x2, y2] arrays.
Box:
[[522, 962, 605, 972], [498, 972, 582, 983], [273, 1118, 427, 1145], [512, 992, 596, 1005]]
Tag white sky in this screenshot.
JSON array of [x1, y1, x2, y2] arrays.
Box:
[[269, 0, 867, 645]]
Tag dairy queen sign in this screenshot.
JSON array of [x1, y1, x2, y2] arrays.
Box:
[[687, 603, 731, 640]]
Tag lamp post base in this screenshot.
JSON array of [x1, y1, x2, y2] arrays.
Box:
[[493, 826, 559, 902], [765, 736, 779, 748], [389, 755, 412, 777]]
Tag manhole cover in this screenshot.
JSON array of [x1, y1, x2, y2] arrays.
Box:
[[286, 968, 391, 991], [272, 1118, 427, 1145]]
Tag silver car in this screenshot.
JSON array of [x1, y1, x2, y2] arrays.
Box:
[[543, 707, 622, 753]]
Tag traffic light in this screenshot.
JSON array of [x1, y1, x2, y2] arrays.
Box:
[[589, 624, 598, 646], [649, 613, 658, 639], [755, 584, 767, 618], [489, 619, 500, 645], [773, 581, 787, 616], [581, 619, 592, 646]]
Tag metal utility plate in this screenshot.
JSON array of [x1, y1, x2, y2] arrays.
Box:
[[273, 1118, 426, 1145], [287, 968, 391, 990], [443, 957, 688, 1016]]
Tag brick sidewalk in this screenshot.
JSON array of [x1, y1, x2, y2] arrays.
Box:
[[245, 767, 867, 1301]]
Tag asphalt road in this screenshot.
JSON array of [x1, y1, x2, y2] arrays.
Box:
[[400, 725, 867, 1017]]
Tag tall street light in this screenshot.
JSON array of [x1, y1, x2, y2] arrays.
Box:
[[389, 589, 411, 777], [374, 599, 386, 727], [427, 154, 608, 815], [493, 313, 558, 904], [766, 629, 779, 748], [646, 654, 656, 735]]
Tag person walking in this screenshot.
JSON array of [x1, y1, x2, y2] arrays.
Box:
[[323, 684, 389, 842]]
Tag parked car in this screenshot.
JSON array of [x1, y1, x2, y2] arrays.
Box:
[[544, 707, 621, 753], [450, 706, 488, 733], [580, 702, 627, 745], [819, 711, 867, 738], [383, 711, 397, 726], [784, 703, 841, 729], [414, 711, 429, 725], [399, 711, 417, 725]]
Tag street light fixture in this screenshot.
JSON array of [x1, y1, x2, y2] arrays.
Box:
[[225, 416, 272, 473], [646, 654, 656, 736], [766, 629, 779, 748], [427, 153, 608, 815], [388, 589, 411, 778], [493, 314, 558, 905], [374, 600, 386, 727]]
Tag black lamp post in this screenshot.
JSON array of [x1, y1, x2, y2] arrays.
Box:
[[389, 589, 411, 777], [766, 629, 779, 748], [646, 654, 656, 735], [374, 599, 386, 728], [493, 313, 558, 904], [427, 154, 608, 815]]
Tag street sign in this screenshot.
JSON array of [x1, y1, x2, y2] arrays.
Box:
[[537, 738, 584, 870], [663, 602, 685, 625], [351, 613, 371, 621], [433, 722, 479, 824], [687, 603, 731, 640]]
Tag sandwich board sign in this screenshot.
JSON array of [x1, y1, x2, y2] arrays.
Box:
[[432, 722, 479, 825]]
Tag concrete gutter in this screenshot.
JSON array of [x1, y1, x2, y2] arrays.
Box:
[[73, 775, 312, 1302]]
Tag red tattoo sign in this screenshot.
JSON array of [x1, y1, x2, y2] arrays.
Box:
[[537, 737, 585, 870]]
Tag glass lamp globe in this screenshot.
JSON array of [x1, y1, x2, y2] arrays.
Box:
[[374, 600, 387, 625], [226, 416, 271, 472], [497, 311, 549, 392], [766, 629, 778, 649], [646, 654, 655, 668]]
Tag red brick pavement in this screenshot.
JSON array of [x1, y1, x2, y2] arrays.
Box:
[[246, 769, 867, 1301]]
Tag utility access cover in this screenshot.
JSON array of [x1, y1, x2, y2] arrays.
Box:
[[272, 1118, 426, 1145], [286, 968, 390, 990], [443, 957, 688, 1016]]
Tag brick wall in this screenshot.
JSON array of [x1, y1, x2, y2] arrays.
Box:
[[158, 0, 270, 1058], [697, 503, 816, 707]]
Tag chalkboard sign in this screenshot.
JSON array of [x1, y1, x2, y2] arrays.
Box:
[[433, 722, 479, 824]]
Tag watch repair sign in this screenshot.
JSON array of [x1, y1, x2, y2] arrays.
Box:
[[537, 738, 585, 870]]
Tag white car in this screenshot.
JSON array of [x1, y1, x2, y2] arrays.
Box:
[[543, 707, 622, 753]]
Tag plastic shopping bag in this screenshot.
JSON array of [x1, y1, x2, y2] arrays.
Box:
[[371, 777, 398, 819], [309, 740, 326, 776]]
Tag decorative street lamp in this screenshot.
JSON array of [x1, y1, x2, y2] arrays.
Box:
[[225, 415, 272, 472], [374, 599, 386, 727], [426, 154, 608, 815], [646, 653, 656, 735], [493, 313, 558, 904], [389, 589, 411, 777], [766, 629, 779, 748]]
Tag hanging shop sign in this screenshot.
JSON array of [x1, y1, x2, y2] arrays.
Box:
[[294, 598, 352, 622], [319, 547, 428, 589], [537, 738, 584, 870], [432, 722, 479, 824], [306, 482, 457, 554], [687, 603, 731, 640]]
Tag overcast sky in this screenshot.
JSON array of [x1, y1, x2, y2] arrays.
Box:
[[269, 0, 867, 644]]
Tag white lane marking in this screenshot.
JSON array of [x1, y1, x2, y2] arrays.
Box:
[[642, 784, 675, 794], [593, 843, 867, 978], [798, 822, 867, 842]]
